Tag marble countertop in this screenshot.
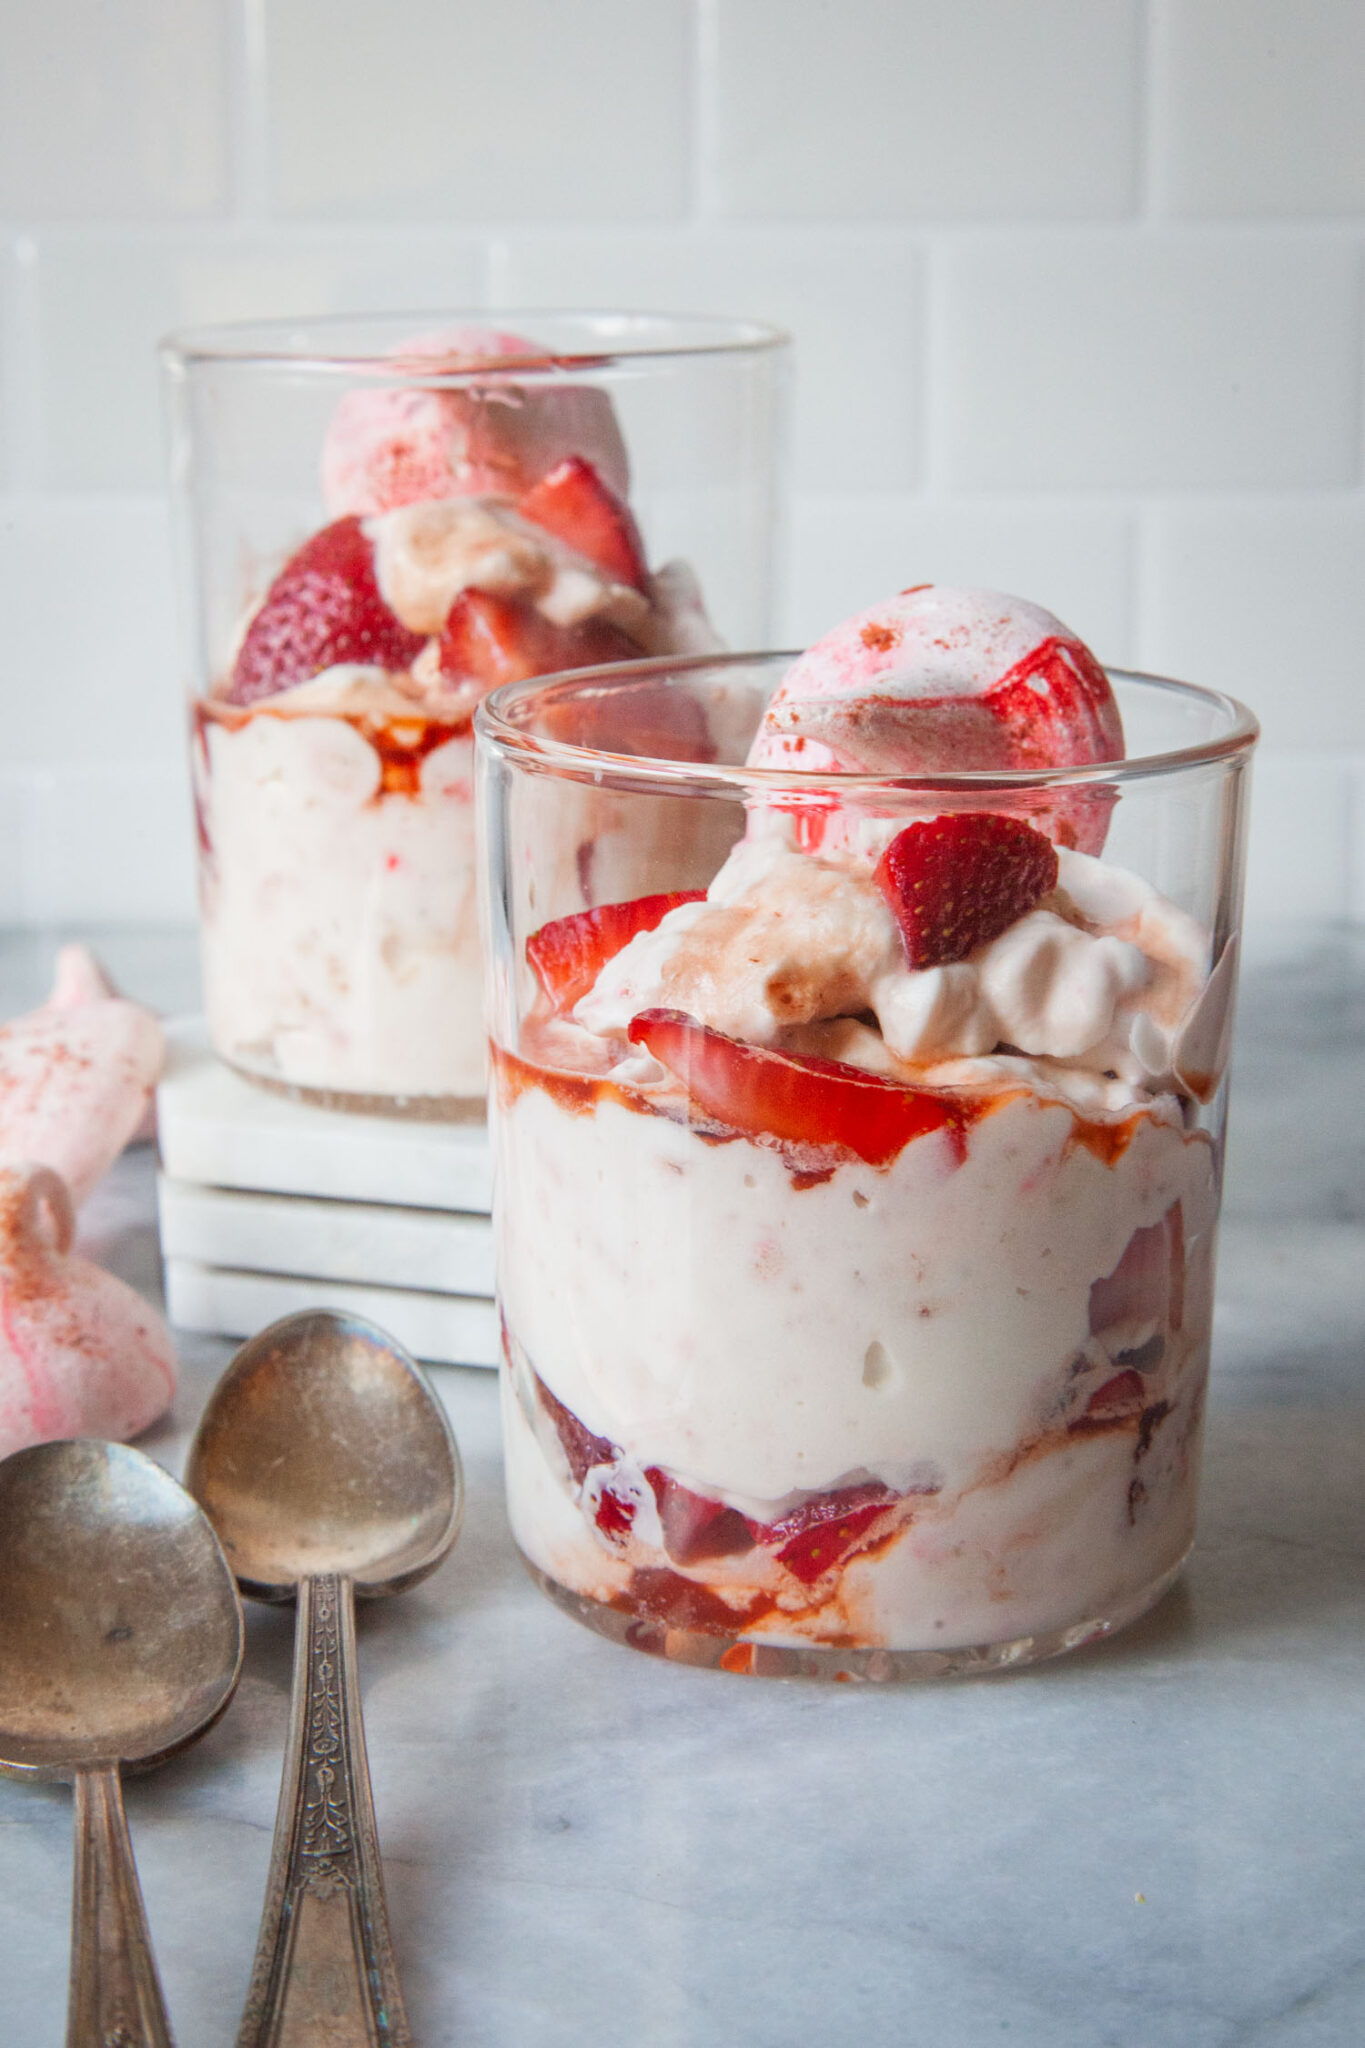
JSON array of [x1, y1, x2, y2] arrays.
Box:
[[1, 936, 1362, 2047]]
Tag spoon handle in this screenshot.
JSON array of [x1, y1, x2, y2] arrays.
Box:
[[68, 1762, 176, 2048], [238, 1572, 410, 2048]]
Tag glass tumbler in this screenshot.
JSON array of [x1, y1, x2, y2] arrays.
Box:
[[477, 656, 1258, 1680], [160, 313, 789, 1115]]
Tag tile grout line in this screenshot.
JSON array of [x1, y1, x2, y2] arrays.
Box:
[[233, 0, 272, 223]]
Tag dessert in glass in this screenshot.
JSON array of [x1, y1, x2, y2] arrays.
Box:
[[160, 313, 789, 1113], [476, 587, 1258, 1680]]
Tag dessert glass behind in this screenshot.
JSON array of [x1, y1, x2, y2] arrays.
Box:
[[476, 655, 1258, 1680], [161, 313, 789, 1115]]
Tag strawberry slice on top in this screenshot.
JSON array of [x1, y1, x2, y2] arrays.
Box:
[[228, 516, 426, 707], [875, 813, 1059, 970], [437, 588, 643, 692], [518, 455, 649, 591], [528, 893, 705, 1014], [628, 1009, 967, 1167]]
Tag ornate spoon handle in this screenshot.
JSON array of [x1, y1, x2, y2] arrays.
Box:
[[237, 1572, 410, 2048], [69, 1762, 176, 2048]]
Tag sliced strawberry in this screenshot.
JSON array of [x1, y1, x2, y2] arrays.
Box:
[[1078, 1370, 1147, 1423], [627, 1010, 966, 1167], [518, 455, 648, 590], [874, 812, 1059, 969], [536, 1372, 618, 1486], [228, 516, 426, 706], [751, 1482, 897, 1587], [645, 1468, 754, 1566], [528, 893, 705, 1014], [437, 588, 642, 691]]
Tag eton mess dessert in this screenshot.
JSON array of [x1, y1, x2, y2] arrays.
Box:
[[193, 327, 720, 1110], [488, 586, 1244, 1676]]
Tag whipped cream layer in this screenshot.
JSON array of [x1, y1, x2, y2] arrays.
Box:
[[576, 828, 1222, 1113], [197, 672, 483, 1100], [493, 802, 1230, 1655]]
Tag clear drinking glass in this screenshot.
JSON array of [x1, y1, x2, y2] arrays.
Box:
[[160, 313, 789, 1115], [476, 655, 1258, 1680]]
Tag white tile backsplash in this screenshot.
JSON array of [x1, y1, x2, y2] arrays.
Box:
[[261, 0, 693, 222], [27, 231, 488, 490], [785, 495, 1135, 659], [0, 0, 1362, 945], [934, 231, 1363, 490], [1141, 499, 1365, 749], [0, 496, 181, 765], [0, 0, 230, 223], [712, 0, 1142, 221], [495, 230, 921, 490], [1152, 0, 1365, 218]]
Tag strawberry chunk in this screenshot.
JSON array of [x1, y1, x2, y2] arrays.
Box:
[[518, 455, 649, 590], [1078, 1370, 1147, 1423], [645, 1468, 754, 1566], [535, 1371, 618, 1485], [627, 1010, 966, 1166], [528, 893, 705, 1014], [228, 516, 426, 706], [874, 812, 1059, 969], [437, 588, 642, 691], [752, 1482, 897, 1587]]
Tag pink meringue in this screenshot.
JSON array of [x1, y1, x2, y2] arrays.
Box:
[[321, 326, 631, 519], [0, 959, 164, 1205], [0, 1163, 176, 1459], [748, 586, 1124, 855]]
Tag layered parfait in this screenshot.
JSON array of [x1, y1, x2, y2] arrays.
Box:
[[487, 587, 1244, 1676], [193, 327, 719, 1111]]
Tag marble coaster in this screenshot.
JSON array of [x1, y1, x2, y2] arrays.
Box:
[[164, 1259, 499, 1369], [157, 1177, 495, 1296], [157, 1018, 493, 1213]]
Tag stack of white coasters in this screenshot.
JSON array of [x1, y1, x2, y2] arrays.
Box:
[[156, 1020, 497, 1368]]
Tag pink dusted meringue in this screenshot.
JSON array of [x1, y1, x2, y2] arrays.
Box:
[[0, 1163, 176, 1458], [321, 326, 631, 520], [0, 956, 164, 1205], [748, 587, 1123, 856]]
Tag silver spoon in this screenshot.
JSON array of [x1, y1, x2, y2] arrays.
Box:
[[185, 1310, 463, 2048], [0, 1437, 244, 2048]]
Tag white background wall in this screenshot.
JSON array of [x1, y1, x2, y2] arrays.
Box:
[[1, 0, 1362, 951]]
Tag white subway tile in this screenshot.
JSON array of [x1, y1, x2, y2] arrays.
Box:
[[262, 0, 691, 221], [0, 773, 26, 924], [22, 764, 196, 926], [935, 233, 1363, 489], [0, 497, 181, 768], [29, 233, 487, 490], [497, 230, 921, 489], [711, 0, 1141, 220], [786, 494, 1135, 659], [0, 0, 229, 221], [1241, 753, 1351, 945], [1153, 0, 1365, 217], [1141, 500, 1365, 749]]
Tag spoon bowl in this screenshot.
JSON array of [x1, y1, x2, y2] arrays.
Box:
[[186, 1307, 463, 1598], [0, 1438, 244, 2048], [0, 1437, 244, 1780], [186, 1310, 463, 2048]]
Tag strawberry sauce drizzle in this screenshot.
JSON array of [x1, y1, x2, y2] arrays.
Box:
[[195, 698, 472, 799]]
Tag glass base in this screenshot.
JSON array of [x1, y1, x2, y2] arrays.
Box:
[[221, 1058, 486, 1124], [525, 1552, 1190, 1683]]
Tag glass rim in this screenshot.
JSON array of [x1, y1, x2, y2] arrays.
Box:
[[475, 650, 1261, 793], [158, 308, 791, 377]]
